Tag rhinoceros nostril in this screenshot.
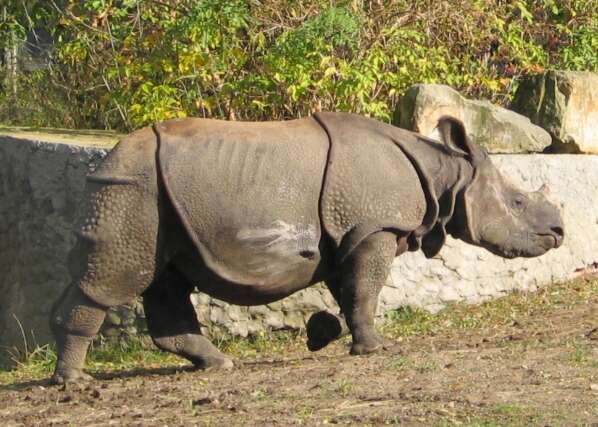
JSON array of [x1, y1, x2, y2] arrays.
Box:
[[551, 226, 564, 238], [549, 226, 564, 248]]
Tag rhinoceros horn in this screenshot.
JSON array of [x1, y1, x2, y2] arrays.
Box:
[[539, 183, 550, 195]]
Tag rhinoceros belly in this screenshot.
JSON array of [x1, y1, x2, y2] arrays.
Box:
[[157, 117, 329, 292], [234, 220, 320, 278]]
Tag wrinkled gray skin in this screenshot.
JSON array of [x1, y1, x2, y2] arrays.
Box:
[[50, 112, 564, 383]]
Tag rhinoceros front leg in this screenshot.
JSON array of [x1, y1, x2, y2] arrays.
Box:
[[143, 268, 233, 370], [339, 231, 397, 355], [306, 279, 349, 351]]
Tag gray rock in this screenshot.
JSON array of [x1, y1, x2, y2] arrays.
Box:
[[105, 311, 122, 326], [283, 312, 305, 330], [511, 71, 598, 154], [396, 84, 552, 153], [263, 311, 284, 330]]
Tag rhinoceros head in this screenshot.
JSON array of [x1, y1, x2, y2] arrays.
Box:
[[439, 117, 564, 259]]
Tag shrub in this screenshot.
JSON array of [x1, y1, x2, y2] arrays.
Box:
[[1, 0, 596, 130]]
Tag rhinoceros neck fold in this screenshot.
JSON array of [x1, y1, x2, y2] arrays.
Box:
[[387, 128, 475, 256]]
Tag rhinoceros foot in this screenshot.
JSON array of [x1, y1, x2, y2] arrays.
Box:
[[306, 311, 349, 351], [51, 367, 93, 385], [190, 355, 234, 371], [350, 336, 400, 356]]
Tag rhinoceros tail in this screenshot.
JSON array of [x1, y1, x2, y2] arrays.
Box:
[[86, 126, 157, 185]]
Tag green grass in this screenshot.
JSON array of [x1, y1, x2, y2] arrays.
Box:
[[1, 276, 595, 386], [335, 378, 354, 396], [381, 276, 598, 340], [86, 336, 186, 372], [215, 329, 304, 359], [0, 330, 306, 385], [0, 345, 58, 385], [0, 337, 186, 385], [436, 403, 548, 427]]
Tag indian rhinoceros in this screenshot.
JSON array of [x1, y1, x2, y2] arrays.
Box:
[[50, 112, 564, 383]]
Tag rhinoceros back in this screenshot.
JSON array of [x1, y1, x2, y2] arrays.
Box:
[[155, 117, 329, 288]]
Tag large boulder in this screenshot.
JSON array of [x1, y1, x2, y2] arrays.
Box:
[[511, 71, 598, 154], [396, 84, 552, 153]]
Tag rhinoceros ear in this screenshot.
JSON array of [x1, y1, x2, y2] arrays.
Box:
[[437, 116, 485, 164]]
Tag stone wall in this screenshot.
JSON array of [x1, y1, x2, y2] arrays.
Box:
[[1, 128, 597, 352], [0, 129, 116, 352]]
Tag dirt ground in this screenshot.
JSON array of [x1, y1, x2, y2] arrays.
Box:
[[1, 295, 597, 426]]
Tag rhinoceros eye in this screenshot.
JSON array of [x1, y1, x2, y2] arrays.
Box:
[[512, 194, 526, 213]]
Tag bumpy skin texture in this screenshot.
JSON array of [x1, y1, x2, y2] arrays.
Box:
[[339, 231, 398, 354], [50, 127, 173, 383], [50, 286, 105, 384], [50, 112, 564, 383], [314, 114, 427, 258]]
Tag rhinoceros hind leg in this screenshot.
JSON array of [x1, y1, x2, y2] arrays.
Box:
[[50, 285, 106, 384], [143, 267, 233, 370]]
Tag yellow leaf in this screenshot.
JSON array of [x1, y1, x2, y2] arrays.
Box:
[[324, 67, 337, 78]]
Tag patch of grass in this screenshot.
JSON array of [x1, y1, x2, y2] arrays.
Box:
[[382, 306, 437, 337], [570, 346, 589, 364], [565, 342, 598, 368], [414, 358, 439, 373], [0, 336, 184, 385], [0, 330, 304, 385], [86, 336, 185, 373], [437, 403, 562, 427], [215, 330, 304, 359], [388, 354, 439, 374], [390, 356, 411, 372], [335, 379, 354, 396], [0, 344, 57, 384], [294, 404, 316, 420], [492, 403, 526, 415], [382, 277, 598, 340]]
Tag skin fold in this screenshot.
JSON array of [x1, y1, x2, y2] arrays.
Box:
[[50, 113, 564, 384]]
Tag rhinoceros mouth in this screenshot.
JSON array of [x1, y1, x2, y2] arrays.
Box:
[[535, 232, 562, 249], [484, 232, 557, 259]]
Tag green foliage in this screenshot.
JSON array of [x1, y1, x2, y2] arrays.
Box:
[[0, 0, 597, 130]]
